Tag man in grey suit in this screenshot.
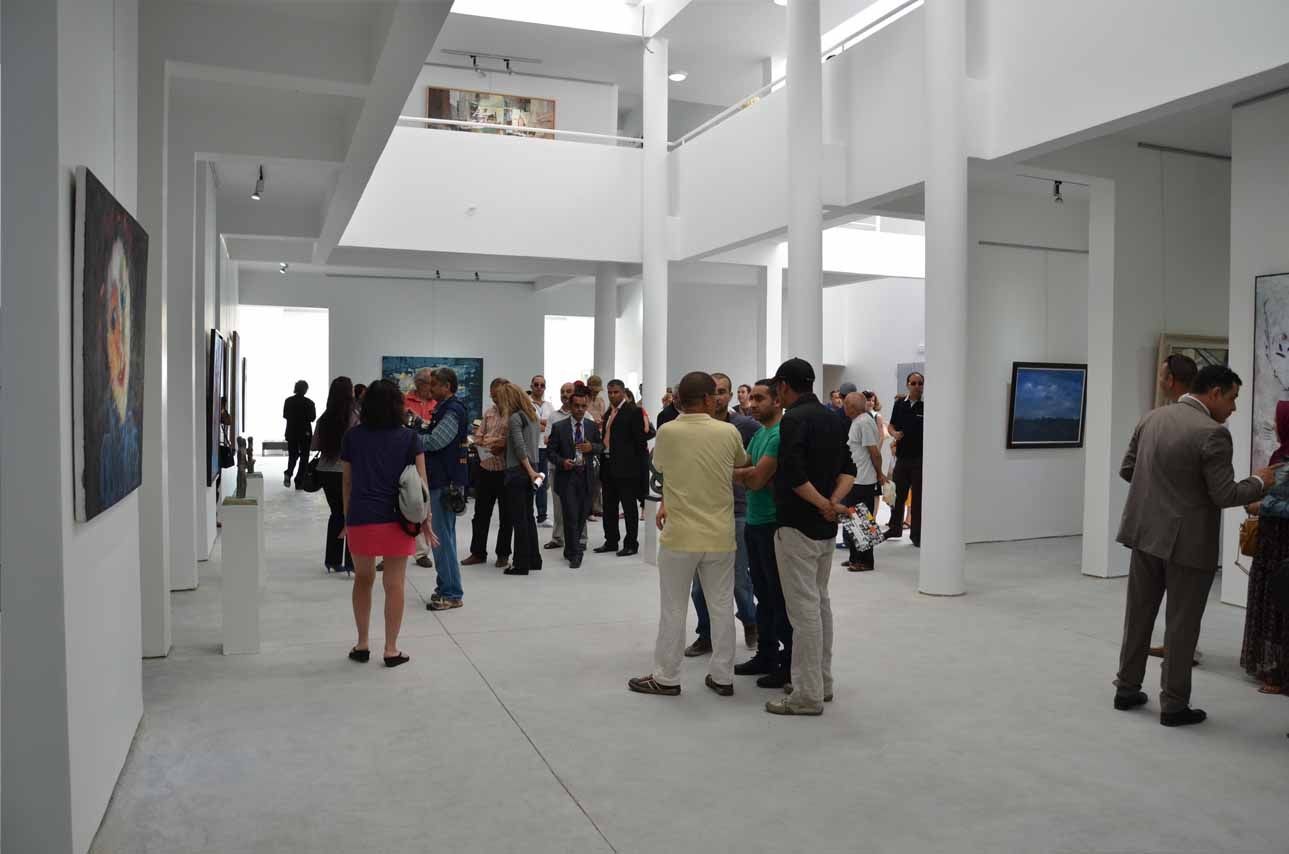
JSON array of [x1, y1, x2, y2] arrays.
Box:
[[1114, 365, 1276, 726]]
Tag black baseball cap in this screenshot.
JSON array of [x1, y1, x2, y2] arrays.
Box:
[[772, 357, 816, 390]]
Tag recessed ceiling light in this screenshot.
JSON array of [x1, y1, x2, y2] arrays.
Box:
[[773, 0, 787, 6], [668, 71, 688, 82]]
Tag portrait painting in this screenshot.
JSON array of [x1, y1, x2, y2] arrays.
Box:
[[1253, 274, 1289, 467], [382, 356, 484, 425], [73, 166, 149, 522], [427, 87, 556, 138], [1006, 362, 1088, 450]]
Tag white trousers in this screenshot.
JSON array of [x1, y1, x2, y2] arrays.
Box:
[[774, 527, 835, 706], [654, 546, 736, 686]]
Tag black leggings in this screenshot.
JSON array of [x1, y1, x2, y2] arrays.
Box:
[[318, 470, 352, 569], [504, 469, 542, 571]]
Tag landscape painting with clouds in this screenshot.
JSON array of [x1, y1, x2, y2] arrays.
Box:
[[1006, 363, 1088, 449]]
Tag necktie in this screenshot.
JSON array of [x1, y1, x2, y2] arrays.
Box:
[[574, 420, 583, 445]]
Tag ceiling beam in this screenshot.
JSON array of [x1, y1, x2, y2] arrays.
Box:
[[313, 1, 453, 265], [167, 61, 369, 99]]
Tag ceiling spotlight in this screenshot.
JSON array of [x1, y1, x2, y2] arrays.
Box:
[[773, 0, 787, 6], [474, 272, 481, 282], [1052, 180, 1064, 205], [668, 71, 688, 82], [251, 165, 264, 201], [279, 262, 289, 275]]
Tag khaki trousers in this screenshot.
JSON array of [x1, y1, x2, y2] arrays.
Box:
[[774, 526, 835, 706], [1115, 548, 1216, 714], [654, 546, 736, 686]]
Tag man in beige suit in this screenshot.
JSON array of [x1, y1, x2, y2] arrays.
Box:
[[1114, 365, 1275, 726]]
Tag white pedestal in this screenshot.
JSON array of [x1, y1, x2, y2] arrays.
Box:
[[221, 498, 263, 655], [245, 473, 267, 584]]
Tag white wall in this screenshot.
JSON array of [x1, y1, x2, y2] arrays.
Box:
[[667, 283, 761, 394], [342, 126, 643, 262], [2, 1, 144, 852], [240, 269, 551, 392], [404, 65, 618, 135], [840, 277, 926, 405], [1037, 138, 1232, 576], [1223, 92, 1289, 606]]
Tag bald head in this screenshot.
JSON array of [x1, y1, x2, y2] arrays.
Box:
[[843, 392, 867, 419]]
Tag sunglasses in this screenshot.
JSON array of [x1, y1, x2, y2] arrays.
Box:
[[533, 383, 546, 388]]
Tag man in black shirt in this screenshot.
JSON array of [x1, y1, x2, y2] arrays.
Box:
[[886, 371, 924, 546], [766, 358, 856, 716], [281, 379, 316, 488]]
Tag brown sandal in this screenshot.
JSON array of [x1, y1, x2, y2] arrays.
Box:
[[1258, 682, 1282, 695]]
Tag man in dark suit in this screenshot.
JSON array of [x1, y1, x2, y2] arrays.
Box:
[[595, 378, 648, 557], [548, 386, 602, 569], [1114, 365, 1274, 727]]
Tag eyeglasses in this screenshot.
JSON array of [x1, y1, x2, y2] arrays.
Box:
[[533, 383, 546, 388]]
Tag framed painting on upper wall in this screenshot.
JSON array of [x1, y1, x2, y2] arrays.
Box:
[[427, 86, 556, 138], [1154, 333, 1229, 408], [382, 356, 485, 425], [72, 166, 150, 522], [1006, 362, 1089, 450], [1253, 274, 1289, 467]]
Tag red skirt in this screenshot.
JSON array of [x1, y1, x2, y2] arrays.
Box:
[[347, 522, 416, 557]]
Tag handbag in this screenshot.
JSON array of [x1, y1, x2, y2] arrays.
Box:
[[297, 454, 323, 493], [443, 482, 468, 515], [1239, 516, 1260, 558], [881, 480, 897, 507], [396, 463, 429, 536], [219, 444, 236, 469]]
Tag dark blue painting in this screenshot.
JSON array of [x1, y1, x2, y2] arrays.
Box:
[[382, 356, 485, 424], [1006, 363, 1088, 449], [73, 167, 149, 521]]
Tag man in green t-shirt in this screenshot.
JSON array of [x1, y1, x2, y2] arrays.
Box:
[[733, 379, 792, 688]]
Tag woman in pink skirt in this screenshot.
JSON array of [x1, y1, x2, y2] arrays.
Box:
[[341, 380, 436, 667]]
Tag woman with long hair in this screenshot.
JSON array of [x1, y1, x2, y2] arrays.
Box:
[[341, 379, 436, 667], [495, 382, 543, 575], [1242, 400, 1289, 693], [312, 376, 356, 572]]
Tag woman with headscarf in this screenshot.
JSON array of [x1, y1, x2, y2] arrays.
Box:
[[1241, 399, 1289, 693]]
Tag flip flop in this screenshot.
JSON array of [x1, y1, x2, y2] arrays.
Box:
[[384, 652, 410, 668], [348, 647, 370, 663]]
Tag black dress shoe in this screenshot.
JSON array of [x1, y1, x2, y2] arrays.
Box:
[[593, 543, 619, 554], [1114, 691, 1148, 711], [569, 556, 583, 569], [735, 655, 775, 676], [503, 566, 529, 575], [705, 674, 734, 697], [1161, 708, 1207, 727], [756, 670, 791, 689], [616, 546, 638, 557], [544, 541, 564, 550]]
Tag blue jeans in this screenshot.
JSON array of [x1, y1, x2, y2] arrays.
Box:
[[693, 517, 756, 639], [429, 488, 463, 601], [535, 448, 550, 520]]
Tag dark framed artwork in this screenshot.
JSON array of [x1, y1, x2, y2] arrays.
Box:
[[1154, 333, 1229, 408], [72, 166, 149, 521], [207, 330, 225, 486], [1006, 362, 1089, 450], [382, 356, 484, 424], [427, 86, 556, 137], [1253, 273, 1289, 467]]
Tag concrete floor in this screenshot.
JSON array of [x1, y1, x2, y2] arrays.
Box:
[[92, 477, 1289, 854]]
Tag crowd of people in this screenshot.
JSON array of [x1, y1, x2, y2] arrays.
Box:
[[279, 359, 916, 706]]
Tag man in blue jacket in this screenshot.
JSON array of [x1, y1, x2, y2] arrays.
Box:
[[414, 366, 472, 611]]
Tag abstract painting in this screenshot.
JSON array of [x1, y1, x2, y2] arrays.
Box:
[[207, 330, 225, 486], [382, 356, 485, 425], [1154, 333, 1229, 408], [1006, 362, 1088, 449], [427, 87, 556, 138], [73, 166, 149, 522], [1253, 274, 1289, 467]]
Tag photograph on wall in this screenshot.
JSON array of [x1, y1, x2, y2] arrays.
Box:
[[1006, 362, 1089, 449], [207, 330, 225, 486], [1253, 274, 1289, 466], [382, 356, 484, 425], [72, 166, 150, 522], [1154, 333, 1229, 408], [427, 86, 556, 137]]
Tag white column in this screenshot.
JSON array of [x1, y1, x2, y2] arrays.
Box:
[[167, 157, 201, 590], [1080, 178, 1124, 579], [919, 0, 967, 597], [786, 0, 823, 394], [641, 36, 669, 413], [764, 256, 784, 377], [594, 262, 618, 380]]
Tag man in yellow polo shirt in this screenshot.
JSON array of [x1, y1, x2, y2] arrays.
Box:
[[628, 372, 750, 698]]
